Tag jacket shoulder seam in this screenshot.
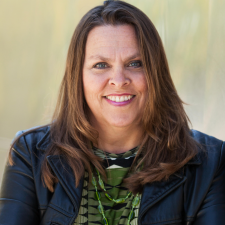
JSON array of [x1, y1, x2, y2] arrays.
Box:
[[0, 198, 38, 211]]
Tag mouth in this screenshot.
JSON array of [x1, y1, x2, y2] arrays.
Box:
[[104, 95, 135, 102]]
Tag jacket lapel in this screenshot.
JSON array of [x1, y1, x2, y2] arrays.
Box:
[[138, 154, 202, 224], [36, 126, 83, 211], [138, 173, 186, 223], [47, 155, 83, 211]]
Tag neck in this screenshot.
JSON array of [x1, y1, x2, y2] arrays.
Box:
[[93, 122, 144, 154]]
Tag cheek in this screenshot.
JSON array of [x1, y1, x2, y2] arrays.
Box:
[[82, 74, 90, 100], [82, 71, 106, 102], [83, 72, 95, 104], [135, 74, 148, 95]]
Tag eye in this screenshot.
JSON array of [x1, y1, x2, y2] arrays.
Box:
[[93, 62, 108, 69], [128, 61, 142, 68]]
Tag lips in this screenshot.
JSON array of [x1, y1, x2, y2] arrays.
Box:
[[105, 95, 135, 102]]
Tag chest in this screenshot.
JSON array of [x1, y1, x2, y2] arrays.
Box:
[[39, 176, 196, 225]]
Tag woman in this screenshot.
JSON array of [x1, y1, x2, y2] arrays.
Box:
[[0, 0, 224, 224]]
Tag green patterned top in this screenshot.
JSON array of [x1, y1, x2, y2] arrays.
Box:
[[74, 147, 141, 225]]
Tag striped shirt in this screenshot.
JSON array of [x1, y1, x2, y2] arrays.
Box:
[[74, 146, 141, 225]]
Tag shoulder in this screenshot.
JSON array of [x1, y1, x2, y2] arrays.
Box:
[[191, 129, 224, 147], [11, 125, 51, 164], [186, 130, 225, 190], [190, 129, 225, 170], [14, 125, 50, 144], [183, 130, 225, 218]]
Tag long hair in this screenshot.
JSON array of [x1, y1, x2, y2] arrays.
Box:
[[10, 0, 198, 194]]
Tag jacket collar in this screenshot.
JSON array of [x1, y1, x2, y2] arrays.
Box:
[[36, 126, 51, 151], [186, 153, 202, 165]]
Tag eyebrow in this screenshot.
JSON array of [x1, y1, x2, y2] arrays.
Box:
[[87, 53, 141, 61]]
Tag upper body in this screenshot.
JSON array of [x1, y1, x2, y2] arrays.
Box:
[[1, 1, 225, 224], [0, 126, 225, 225]]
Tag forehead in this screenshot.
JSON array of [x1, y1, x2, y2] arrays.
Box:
[[85, 25, 140, 58]]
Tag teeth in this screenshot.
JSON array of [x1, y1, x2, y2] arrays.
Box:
[[106, 95, 134, 102]]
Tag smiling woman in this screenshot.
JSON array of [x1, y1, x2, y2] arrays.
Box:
[[0, 1, 225, 225], [83, 25, 148, 152]]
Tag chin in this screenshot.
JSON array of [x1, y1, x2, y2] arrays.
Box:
[[107, 117, 138, 128], [109, 122, 132, 128]]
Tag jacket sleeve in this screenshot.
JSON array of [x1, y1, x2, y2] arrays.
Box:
[[0, 131, 40, 225], [193, 141, 225, 224]]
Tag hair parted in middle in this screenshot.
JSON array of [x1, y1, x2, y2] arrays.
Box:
[[40, 0, 198, 194]]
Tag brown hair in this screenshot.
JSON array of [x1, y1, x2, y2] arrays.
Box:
[[10, 0, 198, 194]]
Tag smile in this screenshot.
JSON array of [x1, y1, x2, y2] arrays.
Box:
[[105, 95, 135, 102]]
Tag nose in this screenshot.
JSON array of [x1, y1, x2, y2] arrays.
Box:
[[109, 67, 130, 87]]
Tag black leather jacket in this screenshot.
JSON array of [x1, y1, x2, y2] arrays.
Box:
[[0, 126, 225, 225]]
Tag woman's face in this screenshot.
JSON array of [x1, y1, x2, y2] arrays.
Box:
[[82, 25, 148, 129]]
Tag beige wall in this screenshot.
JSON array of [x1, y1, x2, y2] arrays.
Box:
[[1, 0, 225, 183]]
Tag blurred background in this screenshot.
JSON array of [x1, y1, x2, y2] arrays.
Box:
[[0, 0, 225, 184]]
